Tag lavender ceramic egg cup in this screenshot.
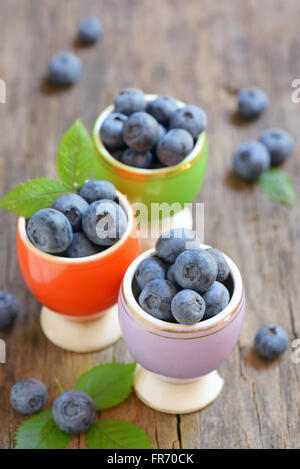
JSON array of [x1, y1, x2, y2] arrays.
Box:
[[118, 247, 245, 414]]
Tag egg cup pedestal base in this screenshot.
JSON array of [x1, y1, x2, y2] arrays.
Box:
[[139, 207, 193, 252], [134, 365, 224, 414], [40, 304, 121, 353]]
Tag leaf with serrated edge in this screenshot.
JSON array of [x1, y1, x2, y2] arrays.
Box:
[[56, 119, 94, 191], [86, 420, 152, 449], [0, 178, 69, 217], [258, 168, 295, 207], [15, 410, 71, 449], [75, 362, 136, 410]]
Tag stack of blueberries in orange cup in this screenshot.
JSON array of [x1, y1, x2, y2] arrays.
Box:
[[17, 180, 140, 353], [93, 88, 208, 251]]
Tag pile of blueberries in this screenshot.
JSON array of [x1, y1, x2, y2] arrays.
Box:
[[26, 180, 128, 257], [133, 228, 231, 325], [100, 88, 207, 169], [10, 378, 95, 434], [132, 227, 290, 359], [233, 87, 294, 181]]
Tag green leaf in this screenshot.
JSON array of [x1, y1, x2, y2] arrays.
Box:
[[56, 119, 95, 191], [0, 178, 69, 217], [258, 168, 295, 207], [75, 362, 136, 410], [86, 420, 152, 449], [15, 410, 71, 449]]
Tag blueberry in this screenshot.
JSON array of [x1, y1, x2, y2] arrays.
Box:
[[206, 248, 230, 283], [48, 52, 82, 86], [156, 129, 194, 166], [147, 95, 178, 126], [123, 112, 159, 152], [52, 193, 89, 232], [157, 124, 167, 142], [111, 149, 124, 161], [233, 141, 270, 182], [174, 249, 217, 293], [171, 289, 205, 324], [135, 256, 166, 290], [121, 148, 153, 169], [114, 88, 146, 116], [27, 208, 73, 254], [166, 264, 180, 288], [237, 87, 268, 119], [52, 390, 96, 434], [79, 180, 116, 203], [202, 281, 230, 320], [65, 232, 102, 258], [100, 113, 127, 150], [169, 105, 207, 139], [82, 199, 127, 246], [151, 159, 165, 169], [78, 17, 103, 44], [10, 378, 47, 415], [155, 228, 200, 264], [259, 128, 294, 165], [254, 325, 290, 360], [0, 292, 19, 328], [139, 279, 177, 321]]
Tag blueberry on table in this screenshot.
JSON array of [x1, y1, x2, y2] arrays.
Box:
[[156, 129, 194, 166], [169, 104, 207, 139], [139, 279, 177, 322], [78, 17, 103, 44], [259, 128, 294, 165], [171, 289, 205, 324], [65, 232, 102, 258], [155, 228, 200, 264], [254, 325, 290, 360], [52, 193, 89, 232], [233, 141, 271, 182], [52, 390, 96, 434], [79, 180, 116, 203], [48, 52, 82, 86], [121, 148, 153, 169], [237, 87, 268, 119], [100, 112, 127, 150], [114, 88, 146, 116], [27, 208, 73, 254], [202, 281, 230, 320], [206, 248, 230, 283], [0, 292, 19, 328], [123, 112, 159, 152], [147, 95, 178, 126], [174, 249, 217, 293], [135, 256, 166, 290], [82, 199, 127, 246], [10, 378, 47, 415]]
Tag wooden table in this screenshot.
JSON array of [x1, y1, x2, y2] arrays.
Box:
[[0, 0, 299, 449]]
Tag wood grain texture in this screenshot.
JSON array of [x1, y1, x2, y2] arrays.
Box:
[[0, 0, 300, 449]]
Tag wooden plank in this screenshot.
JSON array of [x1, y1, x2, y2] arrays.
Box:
[[0, 0, 300, 449]]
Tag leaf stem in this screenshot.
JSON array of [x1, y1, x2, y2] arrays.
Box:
[[55, 379, 65, 394]]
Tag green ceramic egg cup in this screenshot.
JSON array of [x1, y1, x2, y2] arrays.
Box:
[[93, 95, 208, 249]]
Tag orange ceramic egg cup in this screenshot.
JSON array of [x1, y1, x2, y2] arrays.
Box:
[[17, 191, 140, 353]]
